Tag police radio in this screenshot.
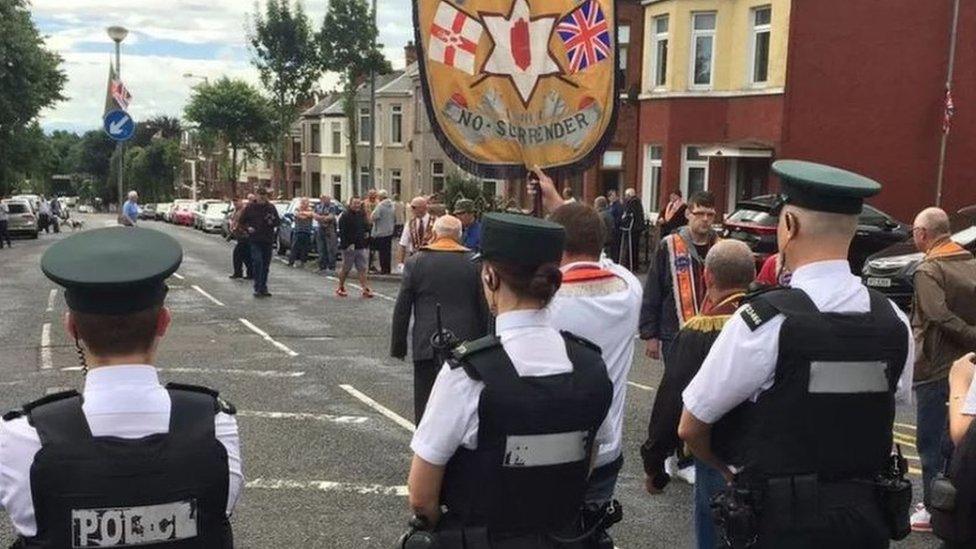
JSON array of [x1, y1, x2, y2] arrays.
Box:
[[396, 515, 438, 549], [876, 444, 913, 540], [430, 303, 460, 366]]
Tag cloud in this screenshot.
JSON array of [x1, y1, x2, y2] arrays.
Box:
[[34, 0, 410, 132]]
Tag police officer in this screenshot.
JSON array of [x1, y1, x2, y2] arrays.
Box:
[[677, 161, 915, 548], [0, 227, 242, 548], [406, 213, 613, 547]]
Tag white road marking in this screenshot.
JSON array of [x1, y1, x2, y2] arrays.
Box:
[[171, 272, 185, 280], [325, 276, 396, 302], [339, 384, 415, 433], [238, 318, 299, 357], [627, 381, 655, 391], [45, 289, 57, 312], [61, 366, 306, 378], [192, 285, 226, 307], [40, 323, 52, 370], [245, 478, 408, 497], [237, 410, 369, 424]]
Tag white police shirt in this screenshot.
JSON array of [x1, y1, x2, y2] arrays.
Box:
[[549, 259, 642, 468], [683, 260, 915, 425], [411, 308, 613, 466], [0, 365, 244, 537]]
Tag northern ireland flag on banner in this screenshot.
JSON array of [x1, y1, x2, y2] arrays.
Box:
[[103, 62, 132, 115], [429, 2, 483, 75]]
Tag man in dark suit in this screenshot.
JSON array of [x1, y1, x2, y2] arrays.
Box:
[[391, 215, 491, 422]]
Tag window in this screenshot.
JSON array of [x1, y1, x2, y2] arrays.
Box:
[[750, 7, 771, 85], [482, 179, 501, 196], [650, 16, 668, 88], [376, 168, 383, 188], [643, 145, 662, 211], [331, 122, 341, 155], [681, 145, 709, 196], [431, 161, 445, 193], [602, 150, 623, 169], [358, 107, 371, 144], [390, 104, 403, 144], [311, 172, 321, 197], [391, 169, 402, 196], [310, 123, 321, 153], [359, 165, 371, 188], [617, 25, 630, 72], [690, 12, 716, 88], [332, 174, 342, 201]]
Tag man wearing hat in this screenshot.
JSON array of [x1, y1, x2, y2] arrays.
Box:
[[677, 160, 915, 547], [0, 227, 243, 547], [407, 213, 612, 547], [452, 198, 482, 252]]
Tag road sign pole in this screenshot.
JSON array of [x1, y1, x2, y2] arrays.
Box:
[[115, 40, 124, 206]]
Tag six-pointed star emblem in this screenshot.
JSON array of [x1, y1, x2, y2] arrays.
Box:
[[480, 0, 562, 105]]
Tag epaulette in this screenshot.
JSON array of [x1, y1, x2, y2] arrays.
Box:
[[559, 331, 603, 355], [739, 295, 780, 331], [449, 335, 502, 364], [4, 390, 80, 422], [165, 382, 236, 415]]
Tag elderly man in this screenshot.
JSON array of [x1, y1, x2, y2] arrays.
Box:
[[908, 206, 976, 532], [642, 239, 754, 548], [391, 215, 489, 422], [452, 198, 482, 251], [314, 195, 340, 272], [121, 191, 139, 226], [397, 196, 435, 267], [371, 190, 395, 274]]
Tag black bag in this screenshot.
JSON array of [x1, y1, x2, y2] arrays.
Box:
[[932, 421, 976, 544]]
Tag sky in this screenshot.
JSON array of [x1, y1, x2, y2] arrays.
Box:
[[31, 0, 414, 134]]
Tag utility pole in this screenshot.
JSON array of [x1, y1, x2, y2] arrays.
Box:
[[368, 0, 377, 198], [107, 26, 128, 208], [935, 0, 960, 207]]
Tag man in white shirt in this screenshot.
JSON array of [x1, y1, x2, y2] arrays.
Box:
[[548, 202, 642, 504], [397, 196, 435, 268], [679, 161, 914, 547], [0, 227, 242, 547]]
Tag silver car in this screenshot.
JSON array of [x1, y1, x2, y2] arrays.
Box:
[[2, 199, 39, 238]]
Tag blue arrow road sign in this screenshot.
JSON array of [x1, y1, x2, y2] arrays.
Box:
[[103, 109, 135, 142]]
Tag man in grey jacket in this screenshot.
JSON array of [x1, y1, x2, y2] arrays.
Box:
[[390, 215, 491, 421], [370, 190, 396, 274]]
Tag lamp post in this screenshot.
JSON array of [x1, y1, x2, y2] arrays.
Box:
[[182, 75, 209, 201], [367, 0, 377, 198], [107, 26, 129, 208], [183, 73, 209, 85]]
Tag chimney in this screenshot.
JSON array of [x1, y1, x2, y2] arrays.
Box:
[[404, 41, 418, 66]]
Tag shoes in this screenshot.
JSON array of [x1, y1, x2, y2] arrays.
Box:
[[244, 275, 254, 280], [229, 274, 243, 279], [665, 456, 696, 485], [287, 262, 295, 267], [362, 288, 375, 298], [336, 287, 348, 297], [910, 503, 932, 533], [254, 291, 271, 298]]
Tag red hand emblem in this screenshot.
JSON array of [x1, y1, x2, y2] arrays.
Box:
[[511, 18, 531, 71]]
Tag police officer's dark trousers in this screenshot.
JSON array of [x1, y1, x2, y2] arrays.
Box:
[[250, 241, 273, 294]]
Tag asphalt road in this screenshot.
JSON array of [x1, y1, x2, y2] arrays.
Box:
[[0, 214, 939, 548]]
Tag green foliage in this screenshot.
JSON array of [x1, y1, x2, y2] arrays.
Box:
[[132, 115, 183, 147], [121, 139, 181, 203], [443, 172, 507, 213]]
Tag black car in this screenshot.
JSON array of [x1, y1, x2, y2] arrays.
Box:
[[861, 223, 976, 311], [722, 195, 911, 274]]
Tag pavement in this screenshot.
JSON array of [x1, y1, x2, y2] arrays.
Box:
[[0, 213, 939, 548]]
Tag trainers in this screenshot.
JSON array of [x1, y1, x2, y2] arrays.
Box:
[[335, 287, 348, 297], [910, 503, 931, 533], [665, 456, 696, 485], [362, 288, 375, 299]]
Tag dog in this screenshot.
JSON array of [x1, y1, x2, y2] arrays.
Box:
[[64, 218, 85, 231]]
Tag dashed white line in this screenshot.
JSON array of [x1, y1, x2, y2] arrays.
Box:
[[627, 381, 655, 392], [60, 366, 306, 378], [192, 285, 225, 307], [45, 289, 57, 312], [339, 384, 415, 433], [238, 318, 299, 357], [40, 323, 53, 370], [245, 478, 408, 497], [171, 272, 185, 280], [236, 410, 369, 424]]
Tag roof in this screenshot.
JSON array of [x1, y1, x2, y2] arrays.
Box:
[[376, 63, 418, 94], [354, 69, 407, 101], [302, 93, 342, 118]]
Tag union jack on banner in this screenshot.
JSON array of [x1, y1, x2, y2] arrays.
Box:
[[943, 88, 955, 134], [556, 0, 611, 74]]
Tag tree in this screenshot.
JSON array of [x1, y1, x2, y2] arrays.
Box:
[[132, 115, 183, 147], [184, 77, 274, 197], [0, 0, 66, 190], [319, 0, 391, 196], [71, 130, 117, 202], [248, 0, 321, 196]]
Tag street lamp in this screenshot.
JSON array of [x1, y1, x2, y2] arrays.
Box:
[[106, 25, 129, 208], [183, 73, 209, 85]]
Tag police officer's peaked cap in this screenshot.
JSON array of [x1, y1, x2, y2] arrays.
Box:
[[41, 227, 183, 314], [772, 160, 881, 215], [478, 213, 565, 265], [453, 198, 476, 214]]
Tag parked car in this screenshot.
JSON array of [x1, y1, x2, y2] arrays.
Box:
[[221, 200, 250, 239], [861, 221, 976, 311], [1, 199, 39, 238], [721, 195, 911, 274], [11, 194, 41, 212], [156, 202, 173, 221], [169, 199, 195, 223], [192, 200, 221, 230], [277, 198, 321, 256], [138, 203, 157, 220], [201, 202, 232, 233], [76, 204, 94, 214], [171, 204, 196, 226]]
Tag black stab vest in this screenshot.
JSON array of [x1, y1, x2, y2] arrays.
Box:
[[726, 288, 908, 483], [17, 384, 234, 548], [440, 332, 612, 538]]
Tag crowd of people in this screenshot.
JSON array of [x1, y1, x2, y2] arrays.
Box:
[[3, 159, 976, 549]]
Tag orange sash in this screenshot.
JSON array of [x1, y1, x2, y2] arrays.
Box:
[[666, 235, 700, 327], [562, 267, 616, 283], [925, 238, 970, 261]]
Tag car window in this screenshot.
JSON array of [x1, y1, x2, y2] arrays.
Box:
[[727, 207, 777, 227], [6, 203, 28, 214], [951, 225, 976, 247]]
